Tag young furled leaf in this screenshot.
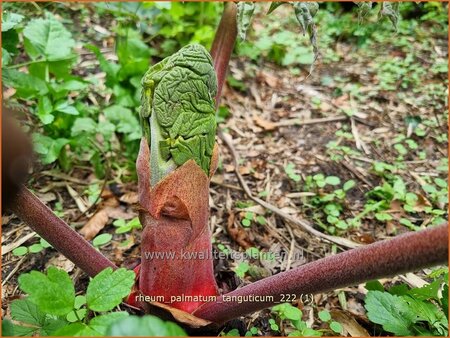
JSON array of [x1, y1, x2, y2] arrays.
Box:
[[355, 2, 372, 21], [140, 44, 217, 185], [237, 2, 256, 40], [380, 2, 400, 30], [292, 2, 319, 59]]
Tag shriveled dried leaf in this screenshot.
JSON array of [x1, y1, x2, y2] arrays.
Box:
[[330, 309, 370, 337], [253, 115, 277, 131], [79, 209, 109, 240], [119, 192, 139, 204], [226, 213, 253, 249]]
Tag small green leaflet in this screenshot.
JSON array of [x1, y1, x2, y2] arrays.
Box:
[[86, 267, 135, 312], [237, 2, 256, 40], [2, 12, 25, 32], [106, 315, 187, 336], [32, 133, 69, 165], [18, 267, 75, 316], [52, 312, 129, 336]]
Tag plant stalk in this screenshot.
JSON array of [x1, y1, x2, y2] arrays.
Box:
[[210, 2, 237, 107], [8, 187, 117, 277], [194, 224, 448, 323]]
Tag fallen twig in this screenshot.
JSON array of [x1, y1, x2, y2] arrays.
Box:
[[219, 130, 361, 249]]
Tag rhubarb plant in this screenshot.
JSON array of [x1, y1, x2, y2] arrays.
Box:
[[133, 43, 220, 315]]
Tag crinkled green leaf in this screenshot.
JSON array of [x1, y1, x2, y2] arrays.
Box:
[[2, 12, 24, 32], [140, 44, 217, 185], [106, 315, 187, 336], [86, 268, 135, 312], [23, 14, 75, 61], [18, 267, 75, 316], [237, 2, 256, 40]]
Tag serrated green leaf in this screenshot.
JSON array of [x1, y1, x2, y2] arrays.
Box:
[[86, 267, 135, 312], [364, 291, 415, 335], [2, 12, 24, 32], [106, 315, 187, 336], [237, 2, 256, 40], [18, 267, 75, 316], [23, 14, 75, 61], [11, 298, 67, 336]]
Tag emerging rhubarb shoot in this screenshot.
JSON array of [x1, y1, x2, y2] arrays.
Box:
[[135, 44, 219, 314]]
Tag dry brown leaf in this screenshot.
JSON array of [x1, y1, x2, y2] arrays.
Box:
[[331, 309, 370, 337], [120, 192, 139, 204], [79, 209, 109, 240], [104, 206, 135, 220], [253, 115, 277, 131], [46, 254, 75, 273], [226, 213, 253, 249]]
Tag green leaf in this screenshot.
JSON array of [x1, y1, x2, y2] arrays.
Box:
[[2, 69, 48, 98], [343, 180, 356, 191], [66, 309, 87, 323], [267, 2, 286, 14], [85, 44, 120, 87], [318, 310, 331, 322], [365, 280, 384, 292], [11, 298, 67, 336], [32, 134, 69, 165], [12, 246, 28, 256], [37, 96, 54, 125], [18, 267, 75, 316], [2, 47, 12, 66], [74, 295, 86, 310], [364, 291, 415, 336], [2, 318, 14, 336], [28, 243, 44, 253], [92, 233, 112, 247], [106, 315, 187, 336], [2, 12, 25, 32], [88, 312, 129, 335], [52, 322, 97, 336], [330, 321, 343, 334], [284, 305, 302, 321], [237, 2, 255, 40], [54, 101, 79, 115], [71, 117, 97, 136], [23, 14, 75, 61], [86, 267, 135, 312], [325, 176, 340, 186]]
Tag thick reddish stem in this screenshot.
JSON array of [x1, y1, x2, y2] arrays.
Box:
[[194, 224, 448, 323], [211, 2, 237, 107], [9, 187, 117, 277]]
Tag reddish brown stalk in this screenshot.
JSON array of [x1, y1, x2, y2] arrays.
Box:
[[211, 2, 237, 107], [134, 139, 220, 314], [194, 224, 448, 324], [8, 187, 117, 277]]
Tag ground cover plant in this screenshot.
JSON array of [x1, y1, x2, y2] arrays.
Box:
[[2, 1, 448, 337]]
